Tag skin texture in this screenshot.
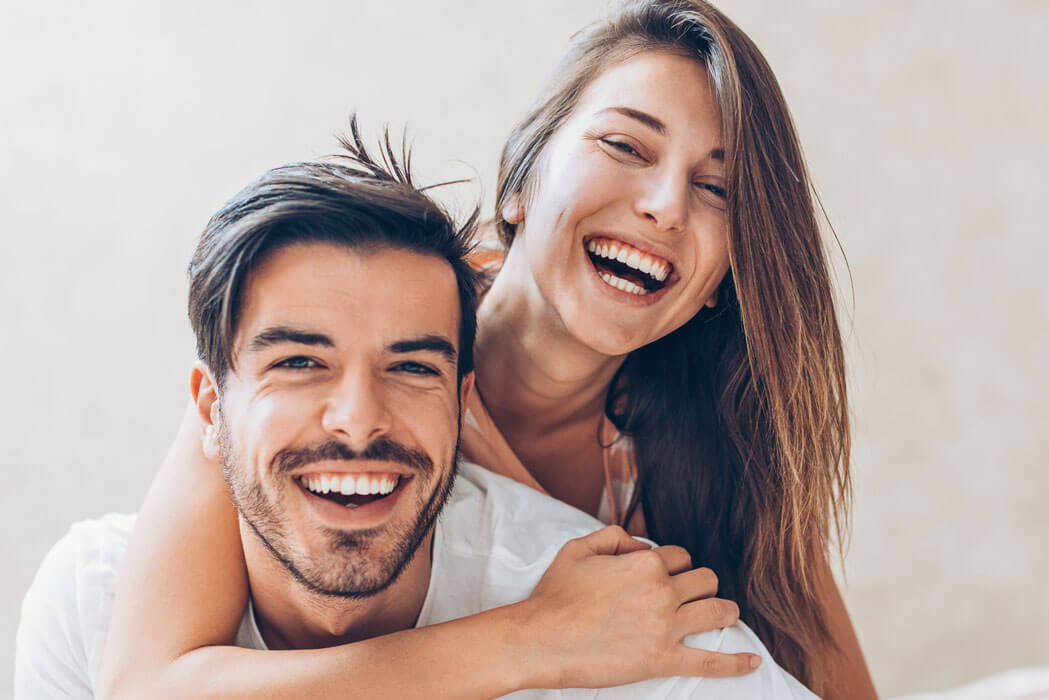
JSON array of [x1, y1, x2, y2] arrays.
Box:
[[98, 50, 875, 700]]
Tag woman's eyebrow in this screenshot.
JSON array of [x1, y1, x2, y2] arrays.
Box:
[[599, 106, 666, 134], [599, 106, 725, 162]]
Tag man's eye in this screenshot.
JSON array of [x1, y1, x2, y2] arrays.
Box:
[[274, 356, 319, 370], [393, 361, 439, 376]]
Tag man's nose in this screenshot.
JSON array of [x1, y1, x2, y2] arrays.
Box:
[[321, 371, 392, 450]]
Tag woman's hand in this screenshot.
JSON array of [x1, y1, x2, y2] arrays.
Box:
[[510, 525, 760, 689]]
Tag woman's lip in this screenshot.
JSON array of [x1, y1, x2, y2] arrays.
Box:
[[583, 244, 678, 305], [582, 232, 679, 272]]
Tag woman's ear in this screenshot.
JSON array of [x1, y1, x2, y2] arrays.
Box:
[[190, 361, 223, 460], [501, 193, 525, 225], [704, 288, 718, 308]]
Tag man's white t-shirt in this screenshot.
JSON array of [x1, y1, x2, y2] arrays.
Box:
[[16, 461, 817, 699]]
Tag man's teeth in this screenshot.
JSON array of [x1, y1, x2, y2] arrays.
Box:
[[300, 473, 400, 497], [586, 239, 670, 282]]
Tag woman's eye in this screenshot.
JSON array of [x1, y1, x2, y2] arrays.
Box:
[[274, 356, 319, 370], [695, 182, 726, 199], [601, 138, 643, 159], [393, 361, 439, 376]]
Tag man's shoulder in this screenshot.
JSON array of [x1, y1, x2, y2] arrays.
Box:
[[422, 461, 604, 624], [14, 513, 136, 699], [442, 460, 605, 560]]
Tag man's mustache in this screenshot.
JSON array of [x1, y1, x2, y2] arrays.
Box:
[[271, 436, 434, 478]]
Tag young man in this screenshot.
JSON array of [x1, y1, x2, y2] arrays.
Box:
[[15, 132, 814, 699]]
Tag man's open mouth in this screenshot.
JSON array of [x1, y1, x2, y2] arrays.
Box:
[[296, 473, 406, 509], [585, 236, 673, 295]]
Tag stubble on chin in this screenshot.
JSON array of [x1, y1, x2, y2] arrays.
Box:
[[216, 415, 459, 599]]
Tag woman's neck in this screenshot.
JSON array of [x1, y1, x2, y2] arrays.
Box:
[[474, 243, 626, 438]]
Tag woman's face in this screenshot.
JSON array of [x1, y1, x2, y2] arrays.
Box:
[[510, 50, 730, 356]]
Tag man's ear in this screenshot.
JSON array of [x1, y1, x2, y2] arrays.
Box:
[[458, 371, 475, 418], [190, 361, 222, 460]]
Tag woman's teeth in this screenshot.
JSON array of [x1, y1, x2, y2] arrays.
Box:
[[299, 473, 400, 497], [598, 272, 649, 295], [586, 238, 672, 295], [587, 239, 671, 282]]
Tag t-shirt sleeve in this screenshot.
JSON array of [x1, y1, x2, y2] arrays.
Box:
[[14, 515, 131, 700]]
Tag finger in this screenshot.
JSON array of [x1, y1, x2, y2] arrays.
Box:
[[670, 566, 719, 601], [675, 596, 740, 638], [651, 545, 693, 575], [571, 525, 651, 557], [670, 648, 762, 678]]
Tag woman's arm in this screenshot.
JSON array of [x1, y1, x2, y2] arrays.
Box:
[[97, 403, 759, 700], [817, 556, 879, 700]]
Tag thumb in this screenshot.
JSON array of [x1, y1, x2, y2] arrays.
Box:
[[574, 525, 652, 556]]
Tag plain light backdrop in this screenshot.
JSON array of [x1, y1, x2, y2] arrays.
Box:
[[2, 1, 1047, 696]]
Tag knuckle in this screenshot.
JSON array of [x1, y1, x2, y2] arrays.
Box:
[[667, 545, 692, 566], [699, 653, 724, 676], [636, 549, 666, 574], [720, 598, 740, 623], [698, 566, 718, 591]]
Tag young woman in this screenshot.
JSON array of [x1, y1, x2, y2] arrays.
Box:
[[98, 1, 876, 698]]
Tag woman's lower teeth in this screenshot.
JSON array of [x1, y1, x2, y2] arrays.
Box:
[[599, 271, 649, 295]]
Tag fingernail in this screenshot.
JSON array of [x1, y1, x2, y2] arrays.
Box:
[[750, 655, 762, 669]]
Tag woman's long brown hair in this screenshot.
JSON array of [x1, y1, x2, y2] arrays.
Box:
[[495, 1, 851, 693]]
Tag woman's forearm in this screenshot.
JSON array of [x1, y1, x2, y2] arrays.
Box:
[[102, 603, 541, 700], [97, 402, 250, 697]]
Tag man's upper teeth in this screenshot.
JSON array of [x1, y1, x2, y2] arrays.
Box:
[[587, 239, 670, 282], [301, 473, 399, 496]]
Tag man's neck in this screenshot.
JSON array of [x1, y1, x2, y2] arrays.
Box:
[[240, 524, 435, 650]]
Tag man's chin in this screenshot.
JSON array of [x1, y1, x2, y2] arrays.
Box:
[[287, 527, 432, 599]]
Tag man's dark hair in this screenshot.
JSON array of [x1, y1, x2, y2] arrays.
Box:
[[187, 117, 479, 388]]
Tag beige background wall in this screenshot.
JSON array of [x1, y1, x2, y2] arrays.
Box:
[[2, 1, 1046, 696]]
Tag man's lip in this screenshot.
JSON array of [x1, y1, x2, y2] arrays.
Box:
[[582, 232, 680, 274]]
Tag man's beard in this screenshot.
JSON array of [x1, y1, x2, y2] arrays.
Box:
[[218, 424, 458, 599]]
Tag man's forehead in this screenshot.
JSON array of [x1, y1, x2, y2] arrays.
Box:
[[234, 242, 461, 354]]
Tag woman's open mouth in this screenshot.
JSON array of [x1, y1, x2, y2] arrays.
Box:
[[585, 236, 673, 296], [296, 472, 407, 509]]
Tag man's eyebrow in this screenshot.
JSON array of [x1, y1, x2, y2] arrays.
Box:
[[246, 326, 335, 352], [601, 106, 666, 135], [388, 335, 457, 362]]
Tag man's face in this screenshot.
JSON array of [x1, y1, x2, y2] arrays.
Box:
[[203, 242, 465, 598]]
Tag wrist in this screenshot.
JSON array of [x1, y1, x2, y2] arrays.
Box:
[[495, 598, 564, 691]]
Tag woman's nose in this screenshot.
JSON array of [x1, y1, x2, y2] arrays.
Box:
[[634, 169, 689, 234]]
